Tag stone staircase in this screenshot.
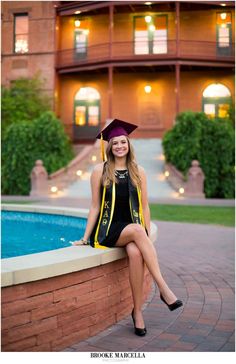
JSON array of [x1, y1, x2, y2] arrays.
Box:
[[62, 139, 176, 199]]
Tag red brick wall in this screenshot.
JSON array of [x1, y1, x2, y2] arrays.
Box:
[[1, 258, 152, 352], [58, 69, 234, 139], [2, 1, 57, 101]]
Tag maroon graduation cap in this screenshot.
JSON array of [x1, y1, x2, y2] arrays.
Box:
[[96, 119, 138, 161]]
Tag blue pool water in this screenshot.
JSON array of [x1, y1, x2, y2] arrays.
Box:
[[1, 211, 87, 259]]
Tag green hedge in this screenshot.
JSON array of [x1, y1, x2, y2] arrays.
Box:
[[1, 75, 51, 137], [162, 111, 235, 198], [2, 111, 74, 195]]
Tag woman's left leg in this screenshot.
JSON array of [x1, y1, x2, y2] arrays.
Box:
[[126, 242, 145, 329]]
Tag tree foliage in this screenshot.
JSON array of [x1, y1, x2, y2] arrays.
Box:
[[162, 111, 235, 198]]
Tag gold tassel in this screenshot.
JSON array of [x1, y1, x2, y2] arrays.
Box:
[[100, 133, 107, 162], [137, 186, 145, 227], [94, 185, 108, 249]]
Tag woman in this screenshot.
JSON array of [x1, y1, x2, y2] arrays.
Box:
[[73, 119, 183, 336]]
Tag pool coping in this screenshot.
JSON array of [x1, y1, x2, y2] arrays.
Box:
[[1, 204, 158, 287]]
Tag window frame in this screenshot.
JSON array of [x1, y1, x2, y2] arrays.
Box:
[[13, 12, 29, 54], [202, 96, 232, 118], [216, 11, 232, 56], [73, 87, 101, 140], [133, 14, 168, 55], [74, 29, 88, 60]]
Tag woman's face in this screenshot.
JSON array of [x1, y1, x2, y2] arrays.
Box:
[[111, 135, 129, 158]]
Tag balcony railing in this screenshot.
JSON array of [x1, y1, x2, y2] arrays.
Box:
[[56, 40, 235, 69]]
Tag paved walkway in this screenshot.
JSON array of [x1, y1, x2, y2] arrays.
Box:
[[62, 221, 235, 352], [2, 196, 234, 351], [63, 139, 176, 199]]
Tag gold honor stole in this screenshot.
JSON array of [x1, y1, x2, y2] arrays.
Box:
[[93, 174, 145, 249]]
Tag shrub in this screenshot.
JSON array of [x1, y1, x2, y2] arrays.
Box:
[[2, 112, 74, 195], [1, 75, 51, 137], [162, 111, 235, 198]]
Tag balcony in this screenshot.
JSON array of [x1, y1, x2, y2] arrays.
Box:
[[56, 39, 235, 72]]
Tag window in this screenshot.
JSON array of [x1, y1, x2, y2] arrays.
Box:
[[14, 14, 29, 53], [203, 83, 232, 118], [74, 18, 89, 59], [134, 15, 167, 55], [216, 12, 232, 56], [75, 106, 86, 126], [74, 87, 100, 124]]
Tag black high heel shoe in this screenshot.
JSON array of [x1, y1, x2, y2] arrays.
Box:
[[160, 294, 183, 311], [131, 309, 147, 336]]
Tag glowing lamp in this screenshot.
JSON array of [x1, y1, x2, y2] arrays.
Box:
[[145, 16, 152, 23], [179, 187, 185, 195], [74, 20, 81, 27], [164, 171, 170, 178], [144, 85, 152, 93], [91, 155, 97, 162], [76, 170, 82, 176], [51, 186, 58, 193]]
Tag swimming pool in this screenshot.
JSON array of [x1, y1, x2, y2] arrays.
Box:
[[1, 211, 86, 259]]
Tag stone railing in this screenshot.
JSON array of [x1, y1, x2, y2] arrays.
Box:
[[165, 160, 205, 198], [30, 139, 101, 197]]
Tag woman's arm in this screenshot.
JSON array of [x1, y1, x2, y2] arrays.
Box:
[[73, 163, 103, 245], [138, 165, 151, 237]]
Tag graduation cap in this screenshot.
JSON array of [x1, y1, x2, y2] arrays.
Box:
[[96, 119, 138, 161]]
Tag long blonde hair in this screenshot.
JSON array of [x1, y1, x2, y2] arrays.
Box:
[[102, 137, 141, 187]]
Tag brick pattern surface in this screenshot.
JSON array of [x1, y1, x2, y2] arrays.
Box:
[[63, 221, 235, 353], [1, 258, 152, 352]]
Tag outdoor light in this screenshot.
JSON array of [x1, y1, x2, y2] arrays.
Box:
[[145, 2, 152, 5], [51, 186, 58, 193], [220, 3, 226, 6], [75, 11, 81, 14], [220, 13, 227, 20], [74, 20, 81, 27], [84, 29, 89, 35], [179, 187, 185, 195], [91, 155, 97, 162], [144, 85, 152, 93], [149, 24, 156, 32], [76, 170, 83, 176], [164, 171, 170, 178], [145, 16, 152, 23]]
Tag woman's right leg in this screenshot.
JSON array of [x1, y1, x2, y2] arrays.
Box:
[[126, 242, 145, 329], [116, 224, 178, 305]]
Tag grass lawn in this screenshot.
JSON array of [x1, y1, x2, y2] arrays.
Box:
[[2, 200, 234, 227], [150, 204, 235, 227]]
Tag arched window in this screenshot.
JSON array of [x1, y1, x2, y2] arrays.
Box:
[[202, 83, 231, 118], [74, 87, 100, 126]]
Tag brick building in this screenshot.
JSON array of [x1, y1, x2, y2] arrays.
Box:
[[2, 0, 235, 142]]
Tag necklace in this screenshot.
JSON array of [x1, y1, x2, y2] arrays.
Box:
[[115, 170, 128, 179]]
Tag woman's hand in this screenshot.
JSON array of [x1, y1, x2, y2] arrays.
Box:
[[72, 238, 89, 246]]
